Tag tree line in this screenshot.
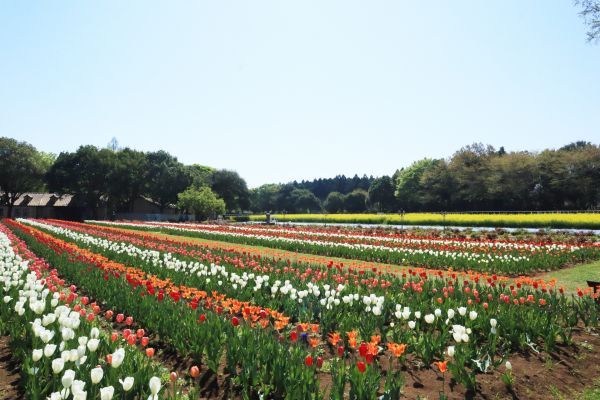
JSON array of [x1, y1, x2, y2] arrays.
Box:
[[1, 137, 599, 219], [0, 137, 249, 219], [250, 142, 600, 213]]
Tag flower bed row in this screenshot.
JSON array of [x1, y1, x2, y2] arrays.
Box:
[[87, 220, 600, 274], [9, 218, 600, 398], [0, 223, 172, 400]]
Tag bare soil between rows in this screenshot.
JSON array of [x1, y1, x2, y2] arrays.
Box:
[[0, 336, 22, 400]]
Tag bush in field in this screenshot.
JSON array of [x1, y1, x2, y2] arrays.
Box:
[[177, 186, 226, 221]]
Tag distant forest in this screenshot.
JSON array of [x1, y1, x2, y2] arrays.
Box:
[[1, 137, 599, 216], [250, 141, 600, 213]]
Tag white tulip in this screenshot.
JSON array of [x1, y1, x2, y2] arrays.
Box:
[[434, 308, 442, 317], [408, 321, 416, 329], [52, 358, 64, 374], [100, 386, 114, 400], [119, 377, 134, 391], [71, 379, 86, 396], [424, 314, 435, 324], [110, 348, 125, 368], [458, 307, 467, 316], [90, 327, 100, 339], [447, 309, 455, 319], [149, 376, 162, 398], [469, 311, 478, 321], [32, 349, 43, 362], [490, 318, 497, 328], [62, 369, 75, 388], [505, 361, 512, 371], [91, 367, 103, 384], [447, 346, 455, 357], [87, 339, 99, 352]]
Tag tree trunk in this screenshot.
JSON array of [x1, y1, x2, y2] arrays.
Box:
[[7, 204, 13, 219]]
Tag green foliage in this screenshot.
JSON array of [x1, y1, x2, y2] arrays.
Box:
[[344, 189, 368, 212], [186, 164, 214, 188], [289, 188, 322, 213], [210, 169, 250, 212], [0, 137, 51, 216], [324, 192, 345, 213], [250, 184, 282, 212], [367, 176, 396, 212], [394, 158, 438, 211], [145, 150, 192, 212], [109, 148, 148, 212], [46, 145, 116, 214], [177, 186, 226, 221]]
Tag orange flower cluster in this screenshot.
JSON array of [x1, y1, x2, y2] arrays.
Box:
[[387, 342, 407, 358]]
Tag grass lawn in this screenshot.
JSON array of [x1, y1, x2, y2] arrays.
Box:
[[537, 260, 600, 293]]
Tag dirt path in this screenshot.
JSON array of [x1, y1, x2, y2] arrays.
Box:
[[0, 336, 21, 400]]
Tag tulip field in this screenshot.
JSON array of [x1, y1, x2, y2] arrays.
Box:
[[1, 218, 599, 399], [87, 220, 600, 275]]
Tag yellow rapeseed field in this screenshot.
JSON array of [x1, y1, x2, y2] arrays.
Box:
[[248, 213, 600, 229]]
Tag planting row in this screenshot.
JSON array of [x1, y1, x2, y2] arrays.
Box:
[[0, 223, 172, 400], [9, 218, 600, 397], [87, 220, 600, 274]]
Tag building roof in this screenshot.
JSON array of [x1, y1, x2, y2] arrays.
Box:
[[10, 193, 74, 207]]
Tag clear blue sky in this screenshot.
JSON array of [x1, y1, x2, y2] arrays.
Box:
[[1, 1, 599, 188]]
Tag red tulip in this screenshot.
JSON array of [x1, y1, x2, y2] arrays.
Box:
[[199, 314, 206, 322], [170, 372, 178, 382], [337, 346, 344, 357], [359, 342, 367, 358], [316, 356, 323, 368], [232, 317, 239, 327], [290, 331, 298, 342], [146, 348, 155, 357], [136, 329, 145, 338], [305, 355, 313, 367], [127, 335, 136, 346], [125, 316, 133, 326], [111, 332, 119, 342], [190, 366, 200, 378], [105, 310, 114, 320], [116, 313, 124, 323], [357, 361, 366, 373]]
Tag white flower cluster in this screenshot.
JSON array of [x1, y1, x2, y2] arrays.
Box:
[[0, 229, 160, 400]]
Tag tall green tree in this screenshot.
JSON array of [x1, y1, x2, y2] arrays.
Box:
[[344, 189, 368, 212], [448, 144, 496, 211], [395, 158, 438, 211], [210, 169, 250, 212], [0, 137, 52, 217], [186, 164, 214, 189], [368, 176, 396, 212], [289, 188, 322, 213], [250, 184, 281, 212], [145, 151, 191, 213], [46, 145, 116, 218], [323, 191, 345, 213], [109, 148, 149, 212]]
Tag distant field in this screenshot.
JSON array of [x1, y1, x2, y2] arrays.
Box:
[[248, 212, 600, 229]]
